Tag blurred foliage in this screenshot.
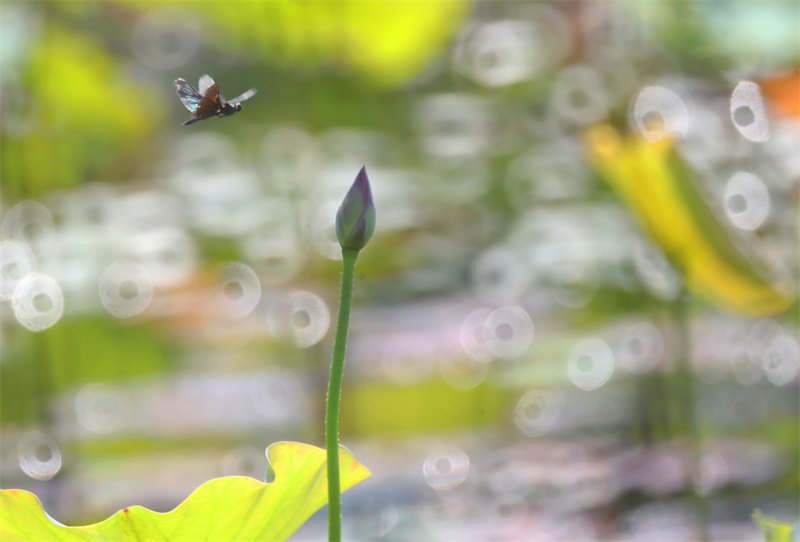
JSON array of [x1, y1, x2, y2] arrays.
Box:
[[120, 0, 470, 88], [26, 26, 153, 142], [342, 379, 506, 436], [1, 318, 173, 425], [2, 21, 159, 200], [655, 2, 733, 76], [585, 124, 794, 317], [752, 509, 796, 542], [2, 0, 468, 199], [42, 317, 175, 393], [698, 3, 800, 67]]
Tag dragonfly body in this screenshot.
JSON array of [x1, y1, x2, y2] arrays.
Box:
[[174, 75, 257, 125]]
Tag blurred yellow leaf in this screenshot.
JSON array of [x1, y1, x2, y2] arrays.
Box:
[[28, 25, 157, 140], [2, 23, 161, 196], [585, 124, 793, 316], [752, 508, 796, 542], [129, 0, 469, 87], [338, 1, 468, 87]]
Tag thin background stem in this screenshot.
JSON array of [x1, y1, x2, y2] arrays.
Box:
[[673, 287, 708, 541], [325, 248, 358, 542]]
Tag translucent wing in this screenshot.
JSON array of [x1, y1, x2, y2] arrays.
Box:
[[198, 75, 215, 96], [174, 79, 203, 113], [229, 88, 257, 104]]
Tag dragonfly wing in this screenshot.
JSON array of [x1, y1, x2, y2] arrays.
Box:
[[229, 88, 257, 104], [198, 75, 215, 96], [174, 79, 203, 113]]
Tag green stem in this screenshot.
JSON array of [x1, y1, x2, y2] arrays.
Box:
[[326, 248, 358, 542], [673, 288, 708, 541]]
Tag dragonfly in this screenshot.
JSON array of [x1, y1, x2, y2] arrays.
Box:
[[174, 75, 257, 126]]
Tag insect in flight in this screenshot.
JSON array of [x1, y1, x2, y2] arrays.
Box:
[[174, 75, 257, 126]]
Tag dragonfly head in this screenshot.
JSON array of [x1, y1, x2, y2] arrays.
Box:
[[220, 102, 243, 116]]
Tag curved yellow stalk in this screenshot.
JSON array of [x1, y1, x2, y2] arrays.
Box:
[[585, 124, 793, 316]]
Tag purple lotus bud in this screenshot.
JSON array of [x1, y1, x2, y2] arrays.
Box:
[[336, 166, 376, 252]]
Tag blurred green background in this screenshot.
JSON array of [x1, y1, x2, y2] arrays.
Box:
[[1, 1, 798, 540]]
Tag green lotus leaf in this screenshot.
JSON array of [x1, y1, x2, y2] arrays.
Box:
[[1, 441, 370, 542]]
